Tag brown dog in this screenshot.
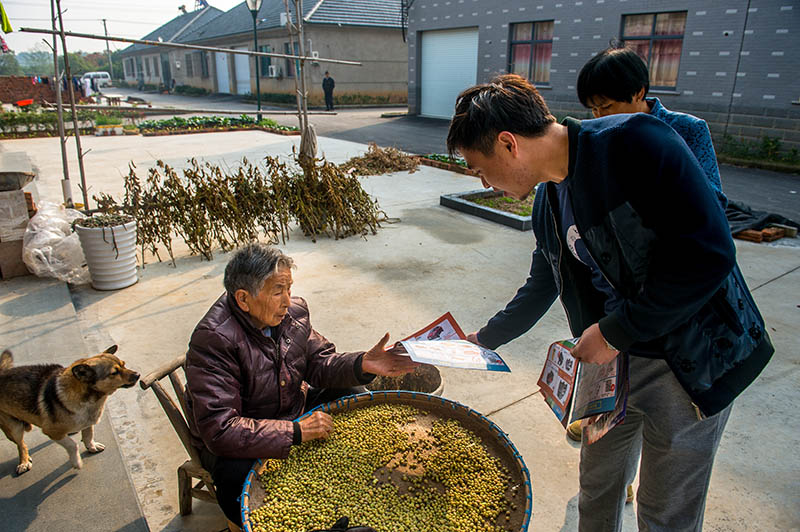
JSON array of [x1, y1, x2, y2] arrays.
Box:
[[0, 345, 139, 475]]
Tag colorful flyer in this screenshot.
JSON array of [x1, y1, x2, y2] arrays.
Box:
[[570, 352, 624, 422], [400, 339, 511, 372], [400, 312, 466, 342], [537, 338, 579, 427]]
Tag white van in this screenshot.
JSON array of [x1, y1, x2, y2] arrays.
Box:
[[81, 71, 112, 88]]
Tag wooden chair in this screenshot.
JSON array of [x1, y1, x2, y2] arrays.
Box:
[[140, 354, 217, 516]]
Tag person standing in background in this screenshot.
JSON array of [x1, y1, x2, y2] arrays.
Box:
[[323, 71, 335, 111]]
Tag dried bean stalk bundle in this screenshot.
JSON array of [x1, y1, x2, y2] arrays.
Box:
[[93, 153, 387, 266]]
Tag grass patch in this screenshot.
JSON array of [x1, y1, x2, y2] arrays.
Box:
[[470, 194, 534, 217]]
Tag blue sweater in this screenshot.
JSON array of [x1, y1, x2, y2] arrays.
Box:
[[648, 97, 726, 206]]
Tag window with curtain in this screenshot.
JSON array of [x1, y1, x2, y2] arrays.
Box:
[[509, 21, 554, 85], [259, 44, 271, 77], [284, 42, 300, 77], [621, 11, 687, 89], [185, 53, 194, 77], [200, 51, 209, 78]]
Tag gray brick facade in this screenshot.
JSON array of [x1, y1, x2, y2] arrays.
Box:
[[407, 0, 800, 151]]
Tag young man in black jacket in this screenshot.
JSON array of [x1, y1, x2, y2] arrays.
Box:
[[448, 74, 773, 531]]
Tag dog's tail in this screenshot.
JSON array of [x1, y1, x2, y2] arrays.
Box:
[[0, 350, 12, 371]]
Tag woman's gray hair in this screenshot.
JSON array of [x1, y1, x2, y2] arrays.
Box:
[[223, 243, 294, 296]]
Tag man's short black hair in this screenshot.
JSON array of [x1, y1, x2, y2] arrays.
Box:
[[577, 45, 650, 108], [446, 74, 556, 158]]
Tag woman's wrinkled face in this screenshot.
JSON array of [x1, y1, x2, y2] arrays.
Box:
[[238, 268, 293, 329]]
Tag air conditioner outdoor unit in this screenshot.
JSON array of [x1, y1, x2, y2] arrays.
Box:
[[310, 50, 319, 60], [268, 65, 279, 77]]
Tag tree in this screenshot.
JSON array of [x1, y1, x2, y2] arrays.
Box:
[[0, 52, 24, 75], [17, 47, 53, 76], [58, 52, 95, 76]]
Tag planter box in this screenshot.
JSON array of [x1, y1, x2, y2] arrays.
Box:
[[256, 126, 300, 136], [140, 126, 300, 137], [95, 124, 123, 136], [440, 189, 532, 231], [417, 156, 479, 177]]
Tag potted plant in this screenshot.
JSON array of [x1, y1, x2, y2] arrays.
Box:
[[72, 214, 138, 290]]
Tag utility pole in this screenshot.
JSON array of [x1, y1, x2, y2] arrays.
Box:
[[102, 19, 113, 78], [56, 0, 89, 210], [284, 0, 316, 167], [50, 0, 72, 206]]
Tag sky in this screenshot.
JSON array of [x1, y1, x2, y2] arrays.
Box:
[[3, 0, 243, 54]]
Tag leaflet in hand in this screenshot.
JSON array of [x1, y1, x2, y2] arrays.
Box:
[[400, 312, 466, 342], [571, 352, 626, 421], [537, 338, 628, 441], [537, 338, 580, 427], [401, 339, 511, 372], [398, 312, 511, 372]]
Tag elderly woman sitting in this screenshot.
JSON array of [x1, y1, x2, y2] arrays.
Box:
[[184, 243, 418, 529]]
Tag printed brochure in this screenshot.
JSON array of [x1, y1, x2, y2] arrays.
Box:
[[537, 338, 580, 427], [397, 313, 511, 372], [537, 338, 628, 442]]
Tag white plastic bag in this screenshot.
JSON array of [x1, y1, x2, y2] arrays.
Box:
[[22, 201, 91, 285]]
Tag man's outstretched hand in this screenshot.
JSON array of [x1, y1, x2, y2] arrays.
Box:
[[362, 333, 421, 377], [466, 332, 484, 346]]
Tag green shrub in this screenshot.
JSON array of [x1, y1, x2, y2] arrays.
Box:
[[721, 135, 800, 165], [423, 153, 468, 168], [95, 113, 123, 126], [0, 109, 97, 136], [174, 85, 210, 96], [137, 114, 298, 132], [242, 92, 297, 104]]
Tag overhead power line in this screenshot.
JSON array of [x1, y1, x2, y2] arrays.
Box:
[[19, 27, 363, 66]]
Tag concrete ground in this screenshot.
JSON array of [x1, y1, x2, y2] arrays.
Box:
[[0, 128, 798, 531]]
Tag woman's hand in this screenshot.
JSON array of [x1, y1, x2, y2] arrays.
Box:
[[362, 333, 421, 377], [298, 410, 333, 442]]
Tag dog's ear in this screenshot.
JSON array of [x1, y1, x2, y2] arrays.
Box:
[[72, 364, 96, 383], [104, 345, 118, 355]]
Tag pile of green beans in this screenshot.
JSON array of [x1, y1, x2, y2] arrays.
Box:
[[250, 404, 515, 532]]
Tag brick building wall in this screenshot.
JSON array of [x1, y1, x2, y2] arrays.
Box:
[[0, 76, 57, 104], [407, 0, 800, 152]]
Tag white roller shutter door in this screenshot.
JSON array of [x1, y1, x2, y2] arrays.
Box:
[[233, 46, 251, 95], [215, 52, 230, 94], [420, 28, 479, 119]]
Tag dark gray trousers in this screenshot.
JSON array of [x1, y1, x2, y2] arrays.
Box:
[[579, 355, 731, 532]]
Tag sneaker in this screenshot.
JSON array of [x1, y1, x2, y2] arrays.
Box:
[[626, 484, 634, 504], [566, 420, 582, 442]]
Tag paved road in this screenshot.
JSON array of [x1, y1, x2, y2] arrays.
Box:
[[108, 88, 800, 222]]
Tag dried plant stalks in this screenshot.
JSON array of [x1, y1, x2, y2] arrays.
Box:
[[338, 142, 419, 177], [94, 154, 386, 266]]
